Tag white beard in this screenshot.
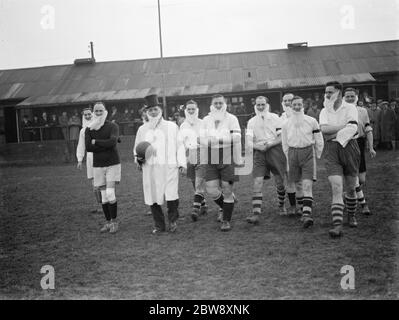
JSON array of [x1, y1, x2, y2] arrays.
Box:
[[147, 111, 162, 129], [209, 104, 227, 122], [282, 103, 292, 117], [291, 109, 305, 127], [254, 104, 270, 118], [184, 108, 199, 125], [323, 91, 339, 111], [89, 110, 108, 131]]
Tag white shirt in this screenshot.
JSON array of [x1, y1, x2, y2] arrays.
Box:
[[282, 114, 324, 158], [200, 112, 241, 149], [179, 118, 203, 150], [246, 112, 283, 145], [319, 102, 358, 147]]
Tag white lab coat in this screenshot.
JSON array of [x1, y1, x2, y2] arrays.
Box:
[[76, 127, 94, 179], [134, 118, 186, 206]]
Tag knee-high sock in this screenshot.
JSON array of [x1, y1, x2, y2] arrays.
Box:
[[252, 192, 262, 215], [296, 196, 304, 211], [287, 192, 296, 207], [345, 195, 357, 217], [213, 192, 224, 209], [109, 202, 117, 220], [193, 193, 204, 212], [355, 184, 366, 206], [302, 197, 313, 218], [331, 203, 344, 226], [167, 199, 179, 223], [223, 201, 234, 222], [100, 189, 111, 221], [277, 186, 286, 207]]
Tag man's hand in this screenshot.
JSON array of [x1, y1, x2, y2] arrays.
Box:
[[179, 166, 186, 175], [91, 139, 96, 145], [256, 142, 268, 152], [77, 161, 82, 170], [369, 148, 376, 158]]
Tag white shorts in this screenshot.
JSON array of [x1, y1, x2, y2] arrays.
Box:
[[93, 164, 121, 188]]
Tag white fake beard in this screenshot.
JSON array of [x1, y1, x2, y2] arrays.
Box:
[[147, 111, 162, 129], [210, 104, 227, 122], [184, 108, 199, 125], [82, 114, 93, 128], [254, 104, 270, 118], [89, 110, 108, 131], [323, 91, 339, 110], [282, 103, 292, 117], [291, 109, 305, 126]]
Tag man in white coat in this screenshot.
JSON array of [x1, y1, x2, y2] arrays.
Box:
[[134, 94, 187, 234], [76, 106, 102, 212]]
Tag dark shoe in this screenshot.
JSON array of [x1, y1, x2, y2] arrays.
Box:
[[329, 225, 343, 238], [151, 227, 165, 235], [361, 204, 371, 215], [220, 221, 231, 232], [217, 209, 223, 222], [302, 216, 314, 228], [348, 215, 358, 228], [191, 209, 199, 222], [169, 222, 177, 233], [246, 214, 259, 225], [199, 204, 208, 216]]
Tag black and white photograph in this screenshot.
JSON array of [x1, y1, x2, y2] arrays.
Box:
[[0, 0, 398, 304]]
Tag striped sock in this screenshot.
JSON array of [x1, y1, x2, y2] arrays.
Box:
[[331, 203, 345, 226], [252, 192, 262, 215], [213, 193, 224, 209], [302, 197, 313, 218], [287, 192, 296, 207], [277, 186, 286, 207], [355, 185, 366, 206], [345, 195, 357, 218], [193, 193, 204, 212], [297, 196, 304, 211]]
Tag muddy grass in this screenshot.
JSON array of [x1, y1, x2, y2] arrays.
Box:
[[0, 150, 398, 299]]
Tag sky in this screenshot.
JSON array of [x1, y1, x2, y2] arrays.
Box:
[[0, 0, 398, 70]]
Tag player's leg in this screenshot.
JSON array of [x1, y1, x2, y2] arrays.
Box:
[[345, 175, 358, 228], [220, 180, 234, 231], [301, 179, 314, 228], [274, 174, 287, 215], [105, 164, 121, 234], [150, 203, 166, 233], [286, 178, 297, 215], [357, 172, 370, 214], [94, 167, 112, 233], [196, 174, 208, 216], [295, 181, 304, 216], [206, 178, 224, 220], [328, 175, 345, 237], [246, 176, 264, 224]]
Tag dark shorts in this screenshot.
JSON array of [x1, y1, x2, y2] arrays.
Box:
[[253, 144, 287, 180], [205, 164, 239, 183], [187, 163, 206, 181], [288, 145, 315, 182], [323, 139, 360, 177], [357, 137, 366, 174]]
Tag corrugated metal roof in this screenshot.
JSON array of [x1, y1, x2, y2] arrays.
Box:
[[0, 40, 396, 107]]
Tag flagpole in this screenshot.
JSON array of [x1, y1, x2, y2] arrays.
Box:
[[157, 0, 167, 119]]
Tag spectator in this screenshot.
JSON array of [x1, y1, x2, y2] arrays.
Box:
[[59, 111, 69, 140], [31, 115, 41, 141], [173, 112, 185, 127], [21, 115, 33, 142], [379, 101, 396, 150], [49, 114, 62, 140], [41, 112, 51, 140], [362, 91, 372, 103], [367, 99, 381, 149], [306, 102, 320, 122], [313, 92, 323, 109], [392, 100, 399, 148], [109, 106, 121, 124], [68, 110, 81, 141], [120, 108, 132, 135]]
